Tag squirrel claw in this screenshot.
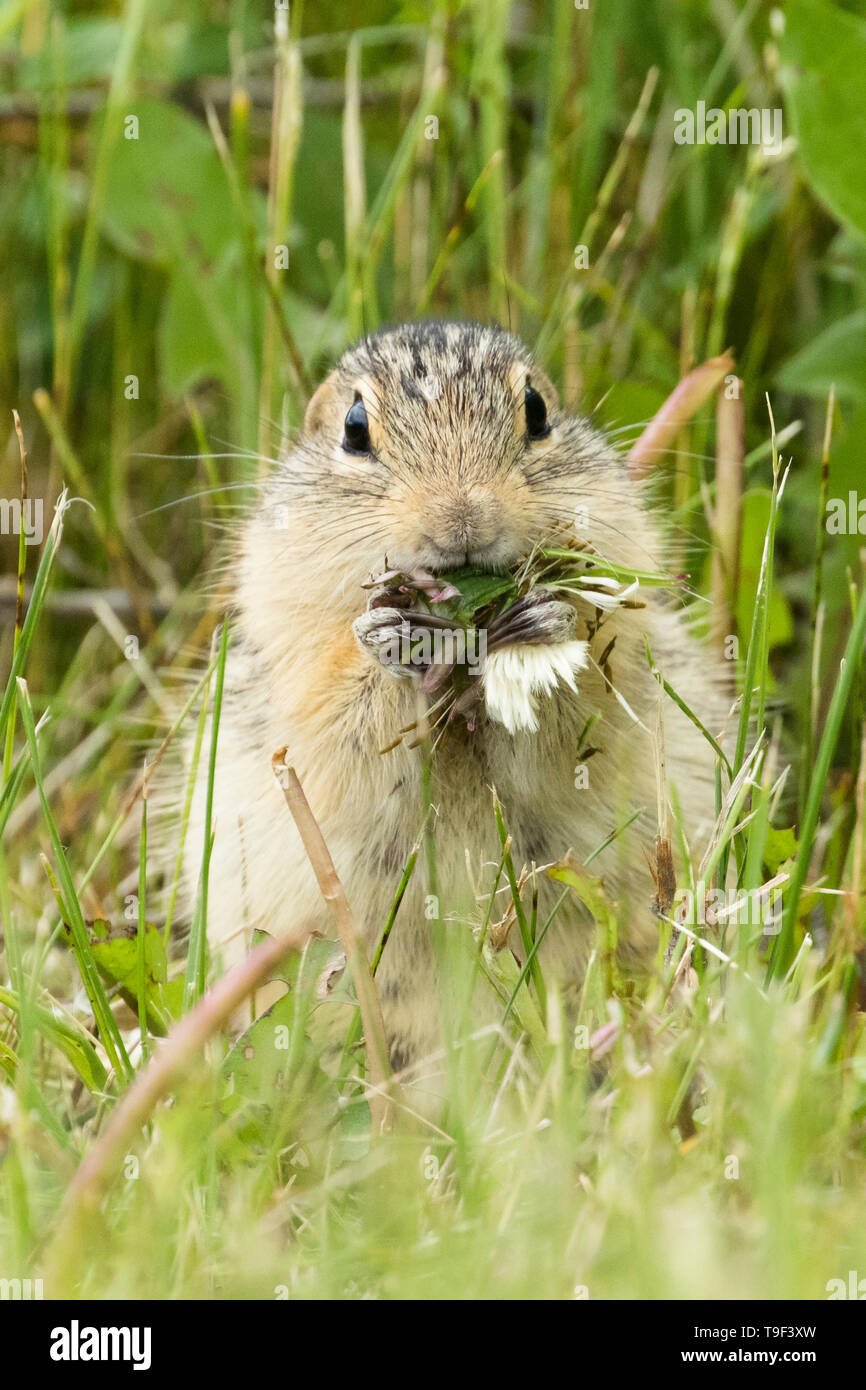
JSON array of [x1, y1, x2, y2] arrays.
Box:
[[353, 606, 427, 679]]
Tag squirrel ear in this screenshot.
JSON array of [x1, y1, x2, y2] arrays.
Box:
[[303, 371, 381, 443], [303, 373, 339, 435], [529, 365, 559, 410]]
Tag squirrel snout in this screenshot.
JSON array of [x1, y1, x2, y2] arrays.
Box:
[[421, 492, 505, 565]]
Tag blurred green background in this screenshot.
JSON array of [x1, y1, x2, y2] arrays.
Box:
[[2, 0, 866, 797]]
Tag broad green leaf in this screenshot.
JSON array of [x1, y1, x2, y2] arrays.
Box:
[[20, 18, 123, 88], [159, 247, 251, 396], [86, 918, 182, 1036], [333, 1094, 372, 1163], [815, 405, 866, 508], [777, 311, 866, 404], [248, 929, 344, 996], [430, 567, 519, 625], [99, 98, 237, 267], [762, 825, 799, 877], [221, 990, 340, 1159], [222, 992, 298, 1100], [779, 1, 866, 241], [222, 935, 343, 1128]]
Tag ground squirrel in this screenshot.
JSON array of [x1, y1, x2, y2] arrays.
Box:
[[178, 320, 729, 1074]]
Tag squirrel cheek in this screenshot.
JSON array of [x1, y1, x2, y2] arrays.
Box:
[[332, 450, 379, 480]]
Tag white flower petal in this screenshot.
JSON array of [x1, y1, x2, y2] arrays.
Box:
[[483, 641, 589, 734], [577, 579, 640, 611], [575, 575, 620, 589], [483, 659, 539, 732]]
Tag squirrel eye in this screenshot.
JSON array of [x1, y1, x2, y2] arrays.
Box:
[[343, 396, 371, 453], [524, 384, 550, 440]]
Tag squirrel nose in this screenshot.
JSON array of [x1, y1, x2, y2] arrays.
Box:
[[425, 492, 503, 556]]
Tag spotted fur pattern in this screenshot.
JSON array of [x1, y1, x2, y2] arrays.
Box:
[[176, 321, 731, 1074]]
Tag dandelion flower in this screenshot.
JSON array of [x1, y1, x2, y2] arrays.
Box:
[[483, 640, 590, 734]]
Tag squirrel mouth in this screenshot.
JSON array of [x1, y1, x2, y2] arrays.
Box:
[[423, 541, 514, 574]]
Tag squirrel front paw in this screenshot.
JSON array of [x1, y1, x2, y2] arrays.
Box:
[[353, 606, 428, 680], [353, 605, 467, 693], [487, 592, 577, 649], [483, 594, 587, 734]]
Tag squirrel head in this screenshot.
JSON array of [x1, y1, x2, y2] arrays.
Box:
[[298, 319, 566, 573], [242, 320, 654, 625]]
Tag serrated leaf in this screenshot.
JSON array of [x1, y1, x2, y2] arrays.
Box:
[[537, 551, 673, 588]]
